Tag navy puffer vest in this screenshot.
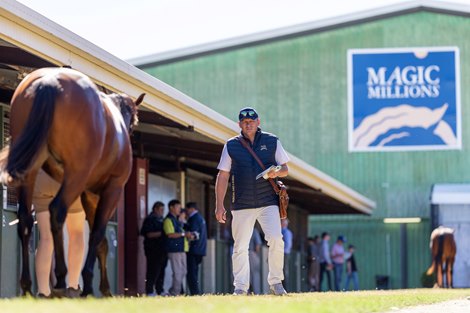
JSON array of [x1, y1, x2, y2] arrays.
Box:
[[164, 214, 185, 253], [227, 129, 279, 210]]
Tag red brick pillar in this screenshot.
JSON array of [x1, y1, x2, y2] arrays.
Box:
[[122, 158, 148, 296]]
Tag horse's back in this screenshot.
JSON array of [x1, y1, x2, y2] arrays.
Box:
[[9, 67, 130, 189], [10, 68, 103, 140]]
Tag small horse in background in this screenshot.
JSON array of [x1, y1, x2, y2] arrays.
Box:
[[0, 67, 144, 297], [426, 226, 456, 288]]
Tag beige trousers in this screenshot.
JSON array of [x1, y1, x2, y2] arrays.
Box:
[[231, 205, 284, 292]]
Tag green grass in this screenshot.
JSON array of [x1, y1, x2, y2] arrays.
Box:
[[0, 289, 469, 313]]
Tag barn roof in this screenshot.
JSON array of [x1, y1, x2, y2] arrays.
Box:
[[129, 0, 470, 67]]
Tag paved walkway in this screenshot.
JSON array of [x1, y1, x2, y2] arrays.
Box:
[[386, 298, 470, 313]]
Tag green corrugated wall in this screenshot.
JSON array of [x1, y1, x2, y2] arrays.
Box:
[[142, 11, 470, 289], [309, 217, 431, 289]]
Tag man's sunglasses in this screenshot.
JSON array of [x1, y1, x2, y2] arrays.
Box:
[[240, 110, 256, 117]]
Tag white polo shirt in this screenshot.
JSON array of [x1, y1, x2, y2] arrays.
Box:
[[217, 140, 290, 172]]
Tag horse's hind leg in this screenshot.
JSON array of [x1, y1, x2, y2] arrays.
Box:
[[80, 193, 112, 297], [49, 178, 87, 292], [447, 258, 454, 288], [443, 262, 448, 288], [97, 237, 112, 297], [17, 175, 37, 295], [436, 260, 443, 288], [82, 184, 122, 297], [49, 194, 69, 291]]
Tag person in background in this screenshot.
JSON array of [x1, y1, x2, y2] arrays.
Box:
[[34, 169, 85, 298], [281, 218, 293, 289], [163, 199, 189, 296], [140, 201, 167, 296], [249, 226, 263, 294], [185, 202, 207, 295], [331, 235, 346, 291], [344, 244, 359, 291], [307, 235, 321, 292], [319, 232, 332, 291]]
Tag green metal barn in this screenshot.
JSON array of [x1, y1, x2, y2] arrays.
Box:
[[132, 1, 470, 290]]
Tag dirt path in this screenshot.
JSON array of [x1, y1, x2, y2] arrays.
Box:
[[386, 298, 470, 313]]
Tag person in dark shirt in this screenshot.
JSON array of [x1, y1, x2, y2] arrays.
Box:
[[344, 244, 359, 291], [140, 201, 167, 296], [184, 202, 207, 295]]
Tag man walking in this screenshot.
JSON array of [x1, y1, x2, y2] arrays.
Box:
[[185, 202, 207, 295], [140, 201, 167, 296], [215, 107, 290, 296], [163, 199, 188, 296]]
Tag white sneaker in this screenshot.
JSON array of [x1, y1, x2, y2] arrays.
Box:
[[232, 289, 248, 295], [269, 283, 287, 296]]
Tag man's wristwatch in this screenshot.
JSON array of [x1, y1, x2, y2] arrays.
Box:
[[181, 232, 185, 237]]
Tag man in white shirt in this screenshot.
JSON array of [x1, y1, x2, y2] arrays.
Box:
[[215, 107, 290, 295]]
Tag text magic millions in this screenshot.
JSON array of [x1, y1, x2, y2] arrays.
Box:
[[367, 65, 440, 99]]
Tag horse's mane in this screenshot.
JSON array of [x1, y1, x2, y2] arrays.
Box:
[[106, 93, 139, 130]]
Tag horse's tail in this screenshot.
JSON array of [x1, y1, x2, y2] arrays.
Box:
[[0, 77, 60, 185], [427, 234, 444, 275], [427, 261, 435, 275]]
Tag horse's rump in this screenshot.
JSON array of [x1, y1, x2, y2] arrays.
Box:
[[1, 68, 107, 186], [427, 226, 456, 288]]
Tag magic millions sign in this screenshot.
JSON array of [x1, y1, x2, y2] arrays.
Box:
[[348, 47, 461, 152]]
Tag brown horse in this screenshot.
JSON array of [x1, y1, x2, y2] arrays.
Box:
[[426, 226, 457, 288], [0, 67, 144, 297]]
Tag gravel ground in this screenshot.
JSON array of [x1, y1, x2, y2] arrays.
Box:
[[385, 298, 470, 313]]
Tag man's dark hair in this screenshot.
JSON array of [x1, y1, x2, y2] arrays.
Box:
[[152, 201, 164, 211], [185, 202, 198, 210], [168, 199, 181, 209], [321, 232, 329, 239]]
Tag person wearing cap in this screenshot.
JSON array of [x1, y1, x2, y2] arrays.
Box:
[[184, 202, 207, 295], [215, 107, 290, 296], [331, 235, 346, 291]]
